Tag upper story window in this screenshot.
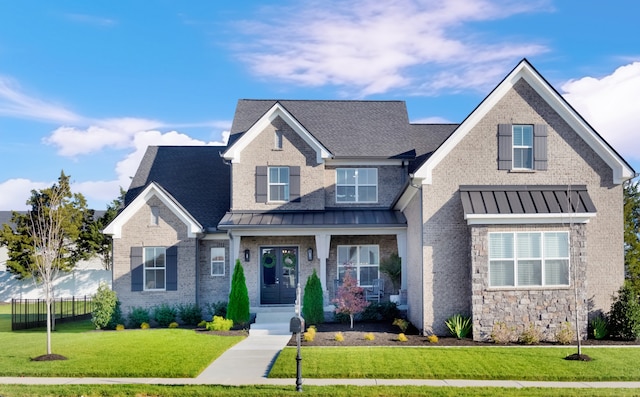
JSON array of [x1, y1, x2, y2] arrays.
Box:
[[269, 166, 290, 202], [144, 247, 166, 290], [336, 168, 378, 203], [274, 130, 283, 150], [498, 124, 547, 171], [489, 232, 569, 288], [512, 125, 533, 169], [337, 245, 379, 287], [211, 247, 225, 276], [150, 206, 159, 226]]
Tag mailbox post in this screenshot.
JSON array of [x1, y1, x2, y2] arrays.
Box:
[[291, 283, 304, 392]]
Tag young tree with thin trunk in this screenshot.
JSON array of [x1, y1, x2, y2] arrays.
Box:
[[333, 268, 369, 329]]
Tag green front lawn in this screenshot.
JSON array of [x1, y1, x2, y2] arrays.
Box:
[[270, 346, 640, 381], [0, 304, 244, 377]]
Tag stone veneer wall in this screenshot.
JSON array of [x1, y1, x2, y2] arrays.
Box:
[[471, 224, 588, 342], [112, 196, 197, 315]]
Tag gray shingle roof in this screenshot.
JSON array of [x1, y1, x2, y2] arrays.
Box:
[[219, 209, 406, 229], [459, 185, 597, 215], [229, 100, 417, 158], [407, 124, 458, 173], [125, 146, 230, 230]]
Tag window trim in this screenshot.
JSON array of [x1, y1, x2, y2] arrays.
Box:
[[268, 166, 290, 202], [488, 231, 570, 288], [210, 247, 225, 277], [335, 168, 378, 203], [337, 244, 380, 287], [143, 246, 166, 291], [512, 124, 534, 170]]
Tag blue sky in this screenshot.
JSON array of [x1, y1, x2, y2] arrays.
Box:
[[0, 0, 639, 210]]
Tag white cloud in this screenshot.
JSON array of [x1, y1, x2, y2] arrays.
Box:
[[236, 0, 550, 96], [0, 179, 49, 210], [561, 62, 640, 163]]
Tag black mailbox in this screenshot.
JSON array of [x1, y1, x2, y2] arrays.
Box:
[[290, 316, 304, 333]]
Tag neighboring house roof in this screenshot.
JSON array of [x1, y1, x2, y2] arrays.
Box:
[[120, 146, 230, 232], [218, 209, 407, 230], [460, 185, 597, 225], [413, 58, 636, 185], [226, 100, 416, 159]]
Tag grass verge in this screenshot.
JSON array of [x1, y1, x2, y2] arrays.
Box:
[[0, 385, 640, 397], [270, 346, 640, 381]]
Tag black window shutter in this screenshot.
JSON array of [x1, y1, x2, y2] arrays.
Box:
[[290, 166, 301, 202], [533, 124, 548, 170], [166, 246, 178, 291], [131, 247, 143, 291], [497, 124, 512, 170], [256, 166, 267, 203]]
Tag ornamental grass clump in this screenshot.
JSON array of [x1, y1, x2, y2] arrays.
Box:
[[555, 322, 575, 345], [491, 322, 517, 344], [445, 314, 472, 339], [519, 323, 542, 345], [590, 315, 608, 340]]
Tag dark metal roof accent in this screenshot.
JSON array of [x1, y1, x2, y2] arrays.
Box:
[[459, 185, 597, 215], [218, 209, 407, 229]]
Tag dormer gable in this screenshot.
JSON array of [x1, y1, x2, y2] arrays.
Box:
[[103, 182, 203, 239], [413, 59, 635, 185], [222, 102, 332, 164]]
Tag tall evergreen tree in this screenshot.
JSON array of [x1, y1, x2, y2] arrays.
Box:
[[227, 259, 250, 327], [624, 181, 640, 291], [302, 269, 324, 325]]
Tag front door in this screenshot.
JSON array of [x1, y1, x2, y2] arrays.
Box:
[[260, 247, 298, 305]]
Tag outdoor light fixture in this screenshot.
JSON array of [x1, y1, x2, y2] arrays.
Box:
[[307, 248, 313, 261], [244, 249, 250, 262]]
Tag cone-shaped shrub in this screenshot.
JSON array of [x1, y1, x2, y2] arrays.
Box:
[[227, 259, 250, 327], [303, 269, 324, 325]]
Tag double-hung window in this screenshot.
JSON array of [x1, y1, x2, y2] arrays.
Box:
[[211, 247, 225, 276], [489, 232, 569, 287], [144, 247, 166, 290], [268, 166, 289, 202], [337, 245, 379, 287], [512, 125, 533, 169], [336, 168, 377, 203]]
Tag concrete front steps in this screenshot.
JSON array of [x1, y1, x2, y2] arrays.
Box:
[[249, 306, 297, 336]]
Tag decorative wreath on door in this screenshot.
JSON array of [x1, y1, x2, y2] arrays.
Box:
[[261, 252, 276, 268], [282, 252, 297, 268]]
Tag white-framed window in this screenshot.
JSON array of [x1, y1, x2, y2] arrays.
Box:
[[210, 247, 225, 276], [150, 206, 159, 226], [144, 247, 166, 290], [274, 130, 283, 149], [268, 166, 289, 202], [336, 168, 378, 203], [489, 232, 569, 287], [337, 245, 379, 287], [513, 125, 533, 169]]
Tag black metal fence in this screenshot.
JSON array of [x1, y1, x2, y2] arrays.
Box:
[[11, 296, 94, 331]]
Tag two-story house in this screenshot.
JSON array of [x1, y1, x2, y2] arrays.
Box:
[[104, 59, 635, 340]]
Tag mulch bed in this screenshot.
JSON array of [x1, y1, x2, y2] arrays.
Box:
[[282, 321, 640, 347], [31, 354, 68, 361]]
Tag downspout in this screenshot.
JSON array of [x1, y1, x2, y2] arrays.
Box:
[[195, 235, 200, 306]]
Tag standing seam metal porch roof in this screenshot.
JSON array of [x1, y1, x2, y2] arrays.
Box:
[[218, 209, 407, 229], [459, 185, 597, 215]]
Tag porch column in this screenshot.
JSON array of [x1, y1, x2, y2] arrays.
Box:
[[396, 231, 407, 292], [315, 233, 331, 292]]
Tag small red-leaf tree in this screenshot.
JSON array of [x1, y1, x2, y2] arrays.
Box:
[[332, 268, 369, 329]]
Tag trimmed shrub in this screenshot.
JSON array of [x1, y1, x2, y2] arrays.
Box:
[[128, 307, 150, 329], [206, 316, 233, 331], [519, 323, 542, 345], [302, 269, 324, 325], [334, 332, 344, 342], [204, 301, 228, 319], [445, 314, 472, 339], [153, 303, 177, 327], [397, 333, 408, 342], [609, 284, 640, 340], [91, 283, 121, 330], [555, 322, 575, 344], [303, 325, 317, 342], [177, 303, 202, 325], [427, 334, 439, 343], [491, 322, 517, 344], [364, 332, 375, 341], [115, 324, 125, 331], [140, 322, 150, 329], [168, 321, 179, 329], [227, 260, 250, 327]]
